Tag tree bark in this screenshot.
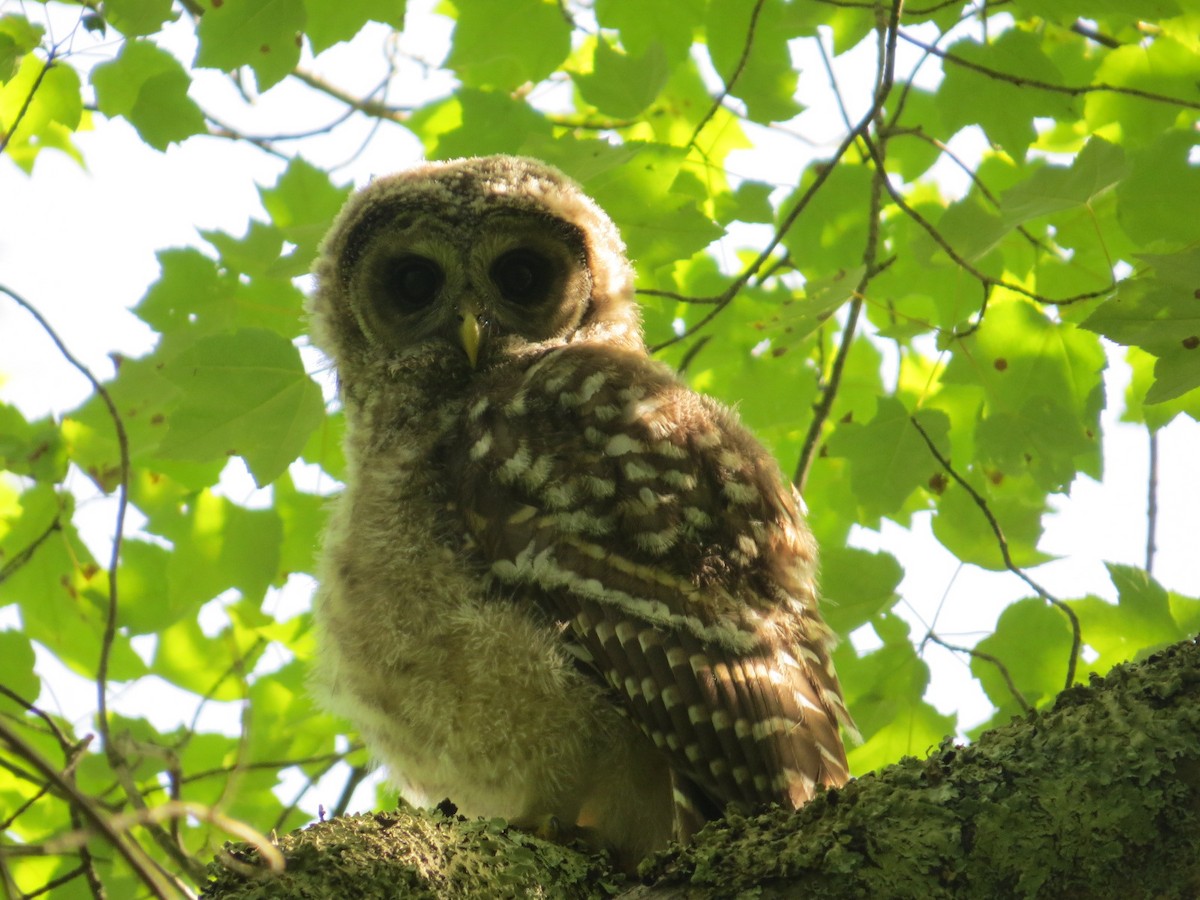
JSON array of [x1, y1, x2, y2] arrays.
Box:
[[202, 636, 1200, 899]]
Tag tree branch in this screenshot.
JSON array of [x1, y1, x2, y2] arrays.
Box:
[[687, 0, 767, 149], [0, 287, 131, 759], [908, 415, 1082, 689], [924, 632, 1033, 714], [1146, 426, 1159, 574], [900, 31, 1200, 111], [201, 638, 1200, 898]]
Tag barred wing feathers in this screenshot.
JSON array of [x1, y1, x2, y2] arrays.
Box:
[[449, 344, 852, 816]]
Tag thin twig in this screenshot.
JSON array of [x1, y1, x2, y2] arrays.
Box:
[[1146, 427, 1159, 575], [37, 800, 284, 875], [1069, 19, 1121, 48], [289, 69, 411, 122], [0, 515, 62, 586], [330, 765, 371, 821], [688, 0, 767, 149], [793, 0, 902, 490], [0, 49, 56, 157], [815, 34, 854, 133], [900, 32, 1200, 111], [908, 415, 1082, 689], [0, 287, 131, 764], [676, 335, 712, 374], [651, 109, 878, 352], [855, 138, 1116, 307], [0, 719, 176, 899], [925, 632, 1033, 714], [885, 125, 1052, 254]]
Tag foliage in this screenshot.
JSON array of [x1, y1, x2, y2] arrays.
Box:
[[1, 1, 1198, 895]]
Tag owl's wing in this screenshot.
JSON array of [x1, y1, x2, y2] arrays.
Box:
[[450, 344, 853, 814]]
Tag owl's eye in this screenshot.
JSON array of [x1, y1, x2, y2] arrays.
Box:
[[491, 249, 554, 305], [381, 255, 443, 310]]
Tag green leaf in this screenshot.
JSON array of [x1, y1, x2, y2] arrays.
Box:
[[102, 0, 175, 37], [932, 474, 1053, 571], [303, 0, 405, 54], [573, 37, 668, 118], [836, 613, 956, 771], [1116, 130, 1200, 248], [929, 194, 1009, 269], [1082, 248, 1200, 404], [970, 598, 1074, 721], [937, 29, 1076, 160], [999, 137, 1127, 225], [827, 400, 950, 518], [706, 0, 802, 123], [152, 489, 283, 611], [0, 404, 67, 483], [944, 299, 1105, 491], [275, 474, 327, 576], [1122, 346, 1200, 429], [1070, 564, 1192, 676], [194, 0, 304, 92], [115, 539, 176, 634], [779, 164, 873, 277], [749, 267, 860, 352], [0, 487, 146, 682], [258, 157, 352, 265], [153, 616, 263, 698], [1085, 37, 1200, 146], [410, 88, 554, 159], [0, 53, 85, 171], [595, 0, 701, 70], [301, 407, 346, 481], [62, 347, 227, 493], [92, 40, 205, 150], [713, 180, 775, 225], [818, 546, 903, 635], [552, 141, 721, 273], [445, 0, 570, 90], [200, 224, 311, 336], [0, 14, 43, 81], [0, 629, 38, 706], [157, 329, 324, 486], [135, 247, 236, 335]]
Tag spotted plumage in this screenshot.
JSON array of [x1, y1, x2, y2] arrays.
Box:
[[309, 155, 853, 871]]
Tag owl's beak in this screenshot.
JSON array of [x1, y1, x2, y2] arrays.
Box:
[[458, 309, 483, 368]]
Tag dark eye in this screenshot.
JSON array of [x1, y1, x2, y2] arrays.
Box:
[[491, 249, 554, 305], [378, 255, 443, 310]]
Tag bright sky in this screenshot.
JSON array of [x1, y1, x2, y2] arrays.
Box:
[[2, 4, 1198, 811]]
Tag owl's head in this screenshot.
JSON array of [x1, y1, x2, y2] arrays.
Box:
[[312, 156, 641, 377]]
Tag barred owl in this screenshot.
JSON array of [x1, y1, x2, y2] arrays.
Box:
[[310, 155, 853, 871]]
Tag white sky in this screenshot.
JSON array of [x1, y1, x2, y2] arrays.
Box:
[[1, 4, 1198, 814]]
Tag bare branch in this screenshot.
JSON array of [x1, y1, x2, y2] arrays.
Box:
[[793, 0, 902, 491], [0, 286, 131, 767], [0, 719, 176, 899], [925, 632, 1033, 714], [1146, 427, 1159, 574], [908, 415, 1082, 689], [900, 31, 1200, 111], [289, 69, 412, 123], [0, 50, 56, 157], [688, 0, 767, 149]]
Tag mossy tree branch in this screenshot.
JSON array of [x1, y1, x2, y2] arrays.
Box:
[[202, 637, 1200, 899]]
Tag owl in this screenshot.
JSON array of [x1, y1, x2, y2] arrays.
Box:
[[309, 155, 853, 871]]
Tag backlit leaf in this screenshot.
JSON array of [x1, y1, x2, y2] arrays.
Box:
[[157, 329, 324, 485]]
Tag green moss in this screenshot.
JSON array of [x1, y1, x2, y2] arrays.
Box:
[[641, 638, 1200, 898], [202, 807, 622, 899]]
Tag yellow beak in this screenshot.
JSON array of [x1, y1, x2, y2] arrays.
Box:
[[459, 310, 482, 368]]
